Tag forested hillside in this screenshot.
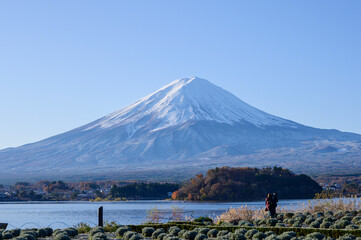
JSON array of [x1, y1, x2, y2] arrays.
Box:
[[172, 166, 322, 201]]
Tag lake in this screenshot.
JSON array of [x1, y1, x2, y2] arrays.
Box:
[[0, 199, 310, 229]]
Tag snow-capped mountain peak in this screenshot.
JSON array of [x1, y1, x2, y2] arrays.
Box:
[[86, 77, 294, 131]]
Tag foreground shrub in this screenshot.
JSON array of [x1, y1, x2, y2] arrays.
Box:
[[152, 229, 165, 239], [142, 227, 155, 237], [195, 233, 208, 240], [264, 235, 280, 240], [278, 232, 296, 240], [53, 233, 70, 240], [245, 230, 258, 239], [198, 228, 210, 235], [230, 233, 246, 240], [9, 229, 21, 237], [65, 228, 78, 237], [103, 221, 119, 232], [75, 222, 91, 233], [183, 231, 198, 240], [18, 234, 35, 240], [168, 227, 181, 236], [252, 232, 266, 240], [129, 234, 142, 240], [207, 229, 218, 238], [89, 227, 105, 237], [157, 233, 167, 240], [338, 234, 356, 240], [305, 232, 324, 240], [3, 232, 13, 239], [36, 228, 47, 238], [91, 232, 107, 240], [217, 231, 229, 237], [124, 232, 138, 240], [45, 227, 53, 236], [20, 230, 38, 239], [116, 227, 131, 238]]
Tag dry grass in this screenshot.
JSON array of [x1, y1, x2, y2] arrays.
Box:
[[145, 206, 185, 223], [214, 205, 267, 224], [297, 197, 361, 213]]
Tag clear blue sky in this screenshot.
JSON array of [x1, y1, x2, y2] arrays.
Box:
[[1, 1, 360, 149]]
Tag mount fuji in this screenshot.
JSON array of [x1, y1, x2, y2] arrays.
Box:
[[1, 77, 361, 182]]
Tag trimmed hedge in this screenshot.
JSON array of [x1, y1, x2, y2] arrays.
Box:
[[128, 223, 361, 238]]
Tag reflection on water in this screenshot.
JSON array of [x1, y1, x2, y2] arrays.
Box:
[[0, 199, 310, 229]]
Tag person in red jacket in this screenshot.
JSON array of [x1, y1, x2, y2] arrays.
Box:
[[265, 193, 277, 218]]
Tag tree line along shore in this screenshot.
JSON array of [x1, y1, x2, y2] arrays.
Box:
[[0, 166, 359, 202]]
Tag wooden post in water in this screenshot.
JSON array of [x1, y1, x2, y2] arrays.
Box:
[[98, 206, 103, 227]]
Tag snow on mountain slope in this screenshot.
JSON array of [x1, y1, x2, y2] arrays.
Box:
[[85, 77, 296, 133]]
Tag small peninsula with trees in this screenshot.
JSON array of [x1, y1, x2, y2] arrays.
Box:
[[172, 166, 323, 201]]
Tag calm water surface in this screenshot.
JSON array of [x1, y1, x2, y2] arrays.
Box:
[[0, 200, 310, 229]]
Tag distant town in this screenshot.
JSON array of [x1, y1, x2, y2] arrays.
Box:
[[0, 180, 179, 201]]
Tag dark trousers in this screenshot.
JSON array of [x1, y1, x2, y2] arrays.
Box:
[[269, 207, 276, 218]]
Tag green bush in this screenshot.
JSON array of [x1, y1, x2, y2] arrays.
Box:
[[234, 229, 247, 235], [165, 236, 180, 240], [183, 231, 198, 240], [285, 213, 295, 219], [245, 230, 259, 239], [305, 232, 324, 240], [36, 228, 47, 238], [230, 233, 246, 240], [20, 230, 38, 239], [45, 227, 53, 236], [310, 221, 320, 228], [346, 225, 359, 230], [65, 228, 78, 237], [264, 235, 280, 240], [208, 230, 219, 238], [9, 229, 21, 237], [252, 232, 267, 240], [335, 220, 351, 228], [275, 223, 285, 228], [338, 234, 356, 240], [13, 237, 27, 240], [129, 234, 142, 240], [320, 222, 332, 229], [92, 232, 108, 240], [89, 227, 105, 237], [3, 232, 13, 239], [53, 233, 71, 240], [157, 233, 167, 240], [195, 233, 208, 240], [217, 231, 229, 237], [266, 219, 278, 227], [124, 231, 137, 240], [278, 232, 296, 240], [152, 229, 165, 239], [199, 228, 211, 235], [305, 218, 315, 225], [75, 222, 91, 233], [292, 222, 302, 228], [116, 227, 131, 238], [342, 217, 353, 222], [19, 234, 35, 240], [168, 226, 181, 236], [142, 227, 155, 237]]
